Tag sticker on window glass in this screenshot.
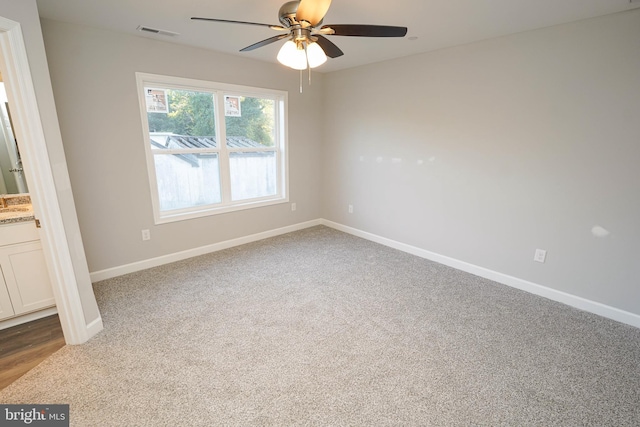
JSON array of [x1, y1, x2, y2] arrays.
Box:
[[145, 88, 168, 113], [224, 96, 241, 117]]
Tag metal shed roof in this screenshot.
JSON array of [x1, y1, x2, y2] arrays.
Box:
[[163, 135, 264, 149]]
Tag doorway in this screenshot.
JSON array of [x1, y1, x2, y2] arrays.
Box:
[[0, 14, 101, 344]]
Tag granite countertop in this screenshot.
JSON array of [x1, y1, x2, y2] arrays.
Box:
[[0, 205, 35, 225], [0, 194, 35, 225]]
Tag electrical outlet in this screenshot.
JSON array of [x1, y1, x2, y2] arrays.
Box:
[[141, 229, 151, 241], [291, 203, 296, 211], [348, 204, 354, 214], [534, 249, 546, 263]]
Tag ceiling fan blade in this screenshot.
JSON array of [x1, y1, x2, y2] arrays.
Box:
[[296, 0, 332, 27], [191, 17, 287, 31], [240, 34, 290, 52], [321, 24, 408, 37], [314, 35, 343, 58]]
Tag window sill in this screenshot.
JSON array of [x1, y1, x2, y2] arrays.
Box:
[[154, 196, 289, 225]]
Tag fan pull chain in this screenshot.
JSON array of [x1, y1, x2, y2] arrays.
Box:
[[299, 70, 303, 93], [306, 42, 312, 86]]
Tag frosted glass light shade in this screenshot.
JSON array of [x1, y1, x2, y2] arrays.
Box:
[[277, 41, 307, 70], [306, 42, 327, 68]]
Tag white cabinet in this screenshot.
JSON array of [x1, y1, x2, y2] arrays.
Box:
[[0, 270, 14, 320], [0, 222, 55, 321]]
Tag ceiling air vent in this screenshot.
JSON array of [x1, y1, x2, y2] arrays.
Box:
[[136, 25, 179, 37]]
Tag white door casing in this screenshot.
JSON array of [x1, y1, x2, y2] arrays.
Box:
[[0, 15, 97, 344]]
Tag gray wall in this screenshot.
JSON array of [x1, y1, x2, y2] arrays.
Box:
[[41, 19, 324, 273], [0, 0, 100, 325], [322, 10, 640, 316], [41, 9, 640, 319]]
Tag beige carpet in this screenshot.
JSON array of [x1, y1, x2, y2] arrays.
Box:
[[1, 226, 639, 426]]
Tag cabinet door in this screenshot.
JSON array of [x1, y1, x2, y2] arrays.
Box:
[[0, 266, 15, 320], [0, 241, 55, 316]]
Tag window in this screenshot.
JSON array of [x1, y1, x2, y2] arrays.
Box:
[[136, 73, 288, 223]]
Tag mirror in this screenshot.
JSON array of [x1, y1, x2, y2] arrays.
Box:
[[0, 72, 28, 194]]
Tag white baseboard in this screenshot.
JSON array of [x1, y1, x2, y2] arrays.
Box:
[[85, 316, 103, 340], [88, 217, 640, 329], [0, 306, 58, 331], [90, 219, 323, 282], [321, 219, 640, 329], [0, 307, 104, 345]]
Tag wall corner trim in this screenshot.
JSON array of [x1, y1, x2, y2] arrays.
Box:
[[321, 219, 640, 329], [0, 15, 94, 345]]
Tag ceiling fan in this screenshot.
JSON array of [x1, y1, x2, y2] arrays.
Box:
[[192, 0, 408, 71]]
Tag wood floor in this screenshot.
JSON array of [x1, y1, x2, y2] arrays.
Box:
[[0, 315, 65, 390]]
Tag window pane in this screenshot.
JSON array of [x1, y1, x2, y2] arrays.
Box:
[[224, 96, 275, 148], [138, 74, 288, 222], [145, 88, 216, 150], [230, 151, 277, 201], [154, 153, 221, 211]]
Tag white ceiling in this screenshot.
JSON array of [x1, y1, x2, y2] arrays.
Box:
[[36, 0, 639, 73]]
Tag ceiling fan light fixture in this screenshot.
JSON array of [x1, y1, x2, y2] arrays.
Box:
[[277, 40, 327, 70], [194, 0, 408, 76], [277, 40, 307, 70], [306, 42, 327, 68]]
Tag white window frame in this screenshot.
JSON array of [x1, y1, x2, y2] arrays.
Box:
[[135, 73, 289, 224]]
